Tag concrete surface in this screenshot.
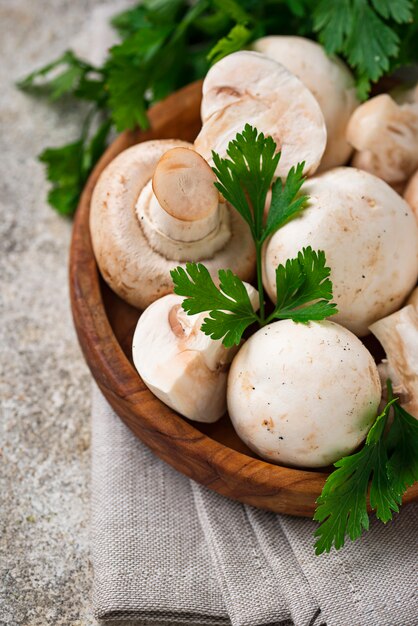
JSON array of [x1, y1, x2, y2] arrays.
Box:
[[0, 1, 120, 624]]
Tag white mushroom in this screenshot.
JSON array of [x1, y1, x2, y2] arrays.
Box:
[[346, 85, 418, 187], [263, 167, 418, 336], [369, 305, 418, 417], [194, 51, 327, 178], [227, 320, 381, 468], [404, 168, 418, 221], [90, 141, 255, 309], [252, 36, 359, 171], [133, 285, 258, 422]]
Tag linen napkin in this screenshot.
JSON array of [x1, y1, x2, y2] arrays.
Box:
[[91, 386, 418, 626]]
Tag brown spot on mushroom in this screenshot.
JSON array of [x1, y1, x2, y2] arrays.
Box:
[[305, 432, 317, 446], [162, 162, 187, 171], [365, 197, 376, 208], [262, 417, 274, 429], [239, 370, 256, 398], [215, 86, 242, 98]]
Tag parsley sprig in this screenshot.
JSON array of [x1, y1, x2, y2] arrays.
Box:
[[171, 125, 337, 347], [211, 124, 310, 321], [172, 247, 338, 348], [17, 0, 418, 215], [314, 381, 418, 554]]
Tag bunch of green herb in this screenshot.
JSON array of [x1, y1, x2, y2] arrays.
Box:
[[18, 0, 417, 215], [171, 125, 418, 554]]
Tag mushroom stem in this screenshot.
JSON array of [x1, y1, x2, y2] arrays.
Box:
[[346, 88, 418, 186], [136, 147, 233, 262], [369, 305, 418, 417], [132, 286, 258, 423], [152, 147, 221, 241], [148, 192, 220, 242], [404, 169, 418, 221]]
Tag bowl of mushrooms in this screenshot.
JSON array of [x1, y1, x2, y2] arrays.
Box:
[[70, 41, 418, 553]]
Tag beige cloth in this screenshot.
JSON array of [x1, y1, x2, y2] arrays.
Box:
[[91, 386, 418, 626]]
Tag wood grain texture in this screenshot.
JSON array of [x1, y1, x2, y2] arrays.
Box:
[[69, 80, 418, 517]]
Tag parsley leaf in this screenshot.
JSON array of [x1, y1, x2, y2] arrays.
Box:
[[263, 162, 308, 242], [111, 2, 184, 38], [106, 1, 215, 130], [212, 125, 308, 243], [267, 247, 338, 324], [313, 0, 414, 97], [207, 24, 253, 64], [313, 0, 352, 57], [109, 24, 172, 62], [171, 263, 258, 347], [17, 51, 100, 102], [313, 398, 398, 555], [386, 382, 418, 500], [82, 118, 112, 173], [346, 4, 398, 82], [212, 125, 281, 240], [313, 379, 418, 556], [212, 0, 252, 24], [105, 24, 174, 131], [111, 5, 152, 38], [371, 0, 414, 23], [39, 116, 111, 216], [39, 140, 85, 216], [106, 56, 150, 131]]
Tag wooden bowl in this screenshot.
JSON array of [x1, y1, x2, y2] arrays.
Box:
[[70, 80, 418, 517]]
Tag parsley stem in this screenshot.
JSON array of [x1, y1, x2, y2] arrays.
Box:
[[263, 311, 275, 326], [255, 240, 265, 323]]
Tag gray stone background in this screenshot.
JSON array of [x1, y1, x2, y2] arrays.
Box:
[[1, 2, 418, 626], [0, 1, 122, 623]]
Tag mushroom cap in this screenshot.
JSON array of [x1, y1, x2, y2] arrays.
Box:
[[404, 168, 418, 221], [132, 284, 259, 422], [252, 36, 359, 171], [346, 89, 418, 185], [369, 305, 418, 417], [194, 51, 327, 178], [263, 167, 418, 336], [90, 140, 255, 309], [227, 320, 381, 468]]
